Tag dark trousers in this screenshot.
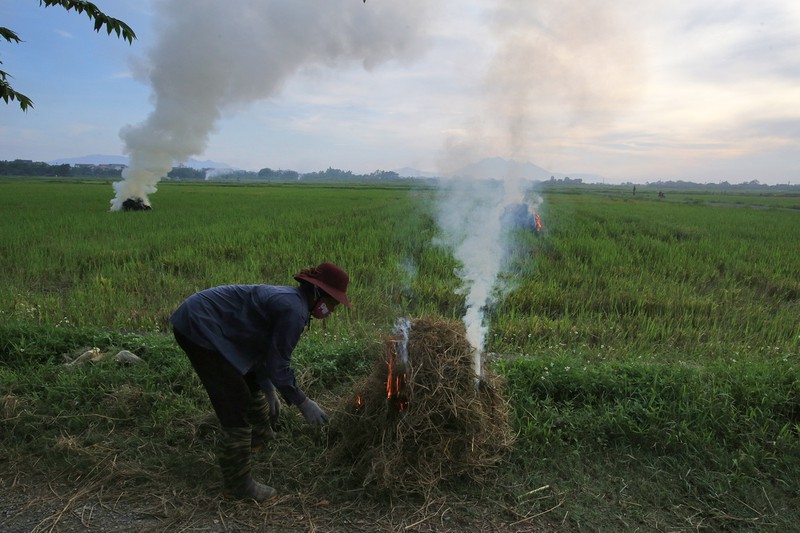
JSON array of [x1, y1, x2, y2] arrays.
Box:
[[173, 328, 258, 428]]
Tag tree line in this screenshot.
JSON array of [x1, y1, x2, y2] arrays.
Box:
[[0, 159, 72, 177], [0, 160, 436, 184], [3, 159, 796, 191], [642, 179, 798, 192]]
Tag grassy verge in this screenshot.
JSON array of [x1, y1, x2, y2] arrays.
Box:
[[2, 322, 798, 531], [502, 353, 800, 529]]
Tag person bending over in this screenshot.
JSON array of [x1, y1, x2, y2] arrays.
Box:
[[170, 262, 351, 500]]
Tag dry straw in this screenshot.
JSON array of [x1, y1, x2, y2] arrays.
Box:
[[326, 317, 515, 496]]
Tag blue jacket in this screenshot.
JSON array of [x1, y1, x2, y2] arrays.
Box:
[[170, 284, 310, 405]]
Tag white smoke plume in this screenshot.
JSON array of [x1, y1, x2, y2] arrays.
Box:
[[394, 316, 412, 365], [111, 0, 433, 210], [436, 0, 642, 371], [435, 176, 538, 375]]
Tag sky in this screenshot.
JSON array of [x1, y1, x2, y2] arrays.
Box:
[[1, 0, 799, 185]]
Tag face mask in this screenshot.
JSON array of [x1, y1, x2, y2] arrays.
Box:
[[311, 299, 331, 319]]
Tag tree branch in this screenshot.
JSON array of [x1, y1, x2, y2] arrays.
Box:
[[38, 0, 137, 44]]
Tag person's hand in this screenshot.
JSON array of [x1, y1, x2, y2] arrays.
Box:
[[266, 388, 281, 430], [298, 399, 328, 425]]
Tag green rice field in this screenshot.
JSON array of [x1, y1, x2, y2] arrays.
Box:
[[3, 180, 797, 360], [1, 178, 798, 531]]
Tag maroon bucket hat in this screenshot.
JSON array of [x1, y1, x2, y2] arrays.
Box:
[[293, 262, 351, 308]]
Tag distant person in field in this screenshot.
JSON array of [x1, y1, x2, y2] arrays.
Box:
[[170, 262, 351, 500]]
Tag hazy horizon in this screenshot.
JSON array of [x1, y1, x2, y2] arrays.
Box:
[[1, 0, 799, 185]]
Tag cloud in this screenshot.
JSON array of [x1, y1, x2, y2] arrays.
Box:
[[110, 70, 134, 80], [435, 0, 647, 174], [3, 0, 799, 185]]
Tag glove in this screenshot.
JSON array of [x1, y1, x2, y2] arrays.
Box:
[[266, 388, 281, 430], [298, 398, 328, 425]]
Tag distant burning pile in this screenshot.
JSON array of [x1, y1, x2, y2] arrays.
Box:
[[120, 198, 152, 211], [326, 317, 514, 495], [501, 202, 542, 236]]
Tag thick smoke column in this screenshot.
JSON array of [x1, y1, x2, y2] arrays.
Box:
[[111, 0, 432, 210], [436, 176, 538, 375]]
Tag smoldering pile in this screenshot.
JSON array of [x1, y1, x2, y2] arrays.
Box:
[[326, 317, 515, 495], [121, 198, 152, 211]]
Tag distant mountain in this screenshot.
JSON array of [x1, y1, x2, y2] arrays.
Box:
[[48, 154, 128, 166], [392, 166, 439, 178], [451, 157, 553, 180], [448, 157, 609, 183], [182, 158, 232, 170], [394, 159, 558, 180], [48, 154, 232, 170]]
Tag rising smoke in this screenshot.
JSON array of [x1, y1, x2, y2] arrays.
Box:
[[435, 177, 540, 375], [111, 0, 434, 210], [436, 0, 643, 369]]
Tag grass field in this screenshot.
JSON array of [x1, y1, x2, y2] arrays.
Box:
[[1, 179, 798, 531]]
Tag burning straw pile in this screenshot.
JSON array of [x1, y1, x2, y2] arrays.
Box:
[[326, 317, 514, 495]]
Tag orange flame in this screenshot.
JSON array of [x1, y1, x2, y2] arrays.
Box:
[[354, 394, 364, 414], [534, 212, 542, 233], [386, 340, 409, 411]]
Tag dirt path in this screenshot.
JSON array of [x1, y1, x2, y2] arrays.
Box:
[[1, 471, 556, 532]]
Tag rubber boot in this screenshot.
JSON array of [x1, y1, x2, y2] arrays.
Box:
[[245, 391, 276, 451], [218, 426, 276, 501]]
